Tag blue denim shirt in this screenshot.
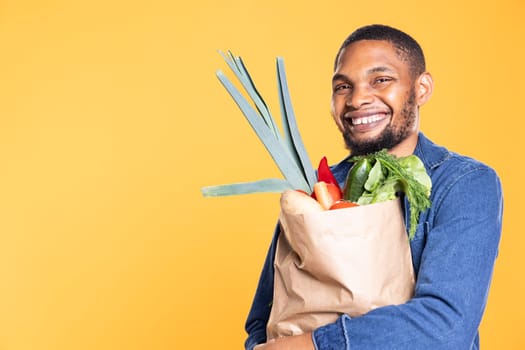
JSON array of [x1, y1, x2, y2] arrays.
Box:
[[244, 133, 504, 350]]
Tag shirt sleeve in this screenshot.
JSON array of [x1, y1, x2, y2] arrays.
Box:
[[313, 166, 503, 350], [244, 224, 280, 350]]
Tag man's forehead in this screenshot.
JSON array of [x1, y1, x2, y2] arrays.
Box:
[[335, 41, 407, 73], [339, 40, 398, 60]]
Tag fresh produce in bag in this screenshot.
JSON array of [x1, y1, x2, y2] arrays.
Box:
[[343, 150, 431, 239], [200, 52, 432, 339], [267, 151, 431, 339]]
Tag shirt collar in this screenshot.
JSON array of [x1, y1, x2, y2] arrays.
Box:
[[414, 132, 451, 171]]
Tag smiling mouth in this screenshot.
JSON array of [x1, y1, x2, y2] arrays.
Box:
[[344, 112, 389, 127], [352, 114, 385, 125]]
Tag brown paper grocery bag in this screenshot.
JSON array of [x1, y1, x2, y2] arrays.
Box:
[[266, 197, 415, 340]]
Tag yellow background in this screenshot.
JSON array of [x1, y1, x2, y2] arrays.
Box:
[[0, 0, 523, 349]]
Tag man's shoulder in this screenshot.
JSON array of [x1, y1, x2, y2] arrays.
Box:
[[447, 151, 495, 172], [420, 134, 496, 171], [418, 133, 500, 191]]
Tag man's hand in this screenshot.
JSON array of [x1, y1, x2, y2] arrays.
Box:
[[253, 332, 315, 350]]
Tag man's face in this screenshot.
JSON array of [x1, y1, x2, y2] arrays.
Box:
[[331, 40, 419, 156]]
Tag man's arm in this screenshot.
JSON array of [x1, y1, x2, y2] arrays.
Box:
[[245, 225, 280, 350], [313, 166, 503, 350], [253, 333, 315, 350]]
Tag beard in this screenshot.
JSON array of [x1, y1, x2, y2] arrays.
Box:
[[343, 91, 417, 156]]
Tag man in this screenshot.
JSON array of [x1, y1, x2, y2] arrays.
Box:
[[245, 24, 503, 349]]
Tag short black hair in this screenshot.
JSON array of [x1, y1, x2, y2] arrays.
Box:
[[334, 24, 426, 78]]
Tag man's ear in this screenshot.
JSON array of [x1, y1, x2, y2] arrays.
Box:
[[415, 72, 433, 107]]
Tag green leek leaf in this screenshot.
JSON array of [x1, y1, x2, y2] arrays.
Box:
[[219, 51, 281, 139], [276, 58, 316, 190], [201, 178, 292, 197], [216, 70, 310, 191]]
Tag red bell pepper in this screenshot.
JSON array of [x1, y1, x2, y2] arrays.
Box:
[[317, 156, 342, 196]]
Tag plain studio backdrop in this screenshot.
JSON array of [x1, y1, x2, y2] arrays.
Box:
[[0, 0, 523, 349]]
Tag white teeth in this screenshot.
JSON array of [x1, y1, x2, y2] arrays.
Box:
[[352, 115, 383, 125]]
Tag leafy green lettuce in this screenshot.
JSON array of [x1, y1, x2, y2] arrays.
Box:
[[350, 150, 432, 239]]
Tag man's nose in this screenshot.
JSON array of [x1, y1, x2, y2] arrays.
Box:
[[346, 85, 373, 109]]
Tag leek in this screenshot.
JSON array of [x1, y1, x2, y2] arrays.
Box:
[[201, 178, 291, 197], [201, 52, 315, 197]]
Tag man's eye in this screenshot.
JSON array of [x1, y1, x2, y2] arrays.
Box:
[[334, 84, 351, 94], [374, 77, 392, 85]]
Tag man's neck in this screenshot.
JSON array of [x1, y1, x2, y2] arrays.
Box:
[[388, 132, 419, 157]]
